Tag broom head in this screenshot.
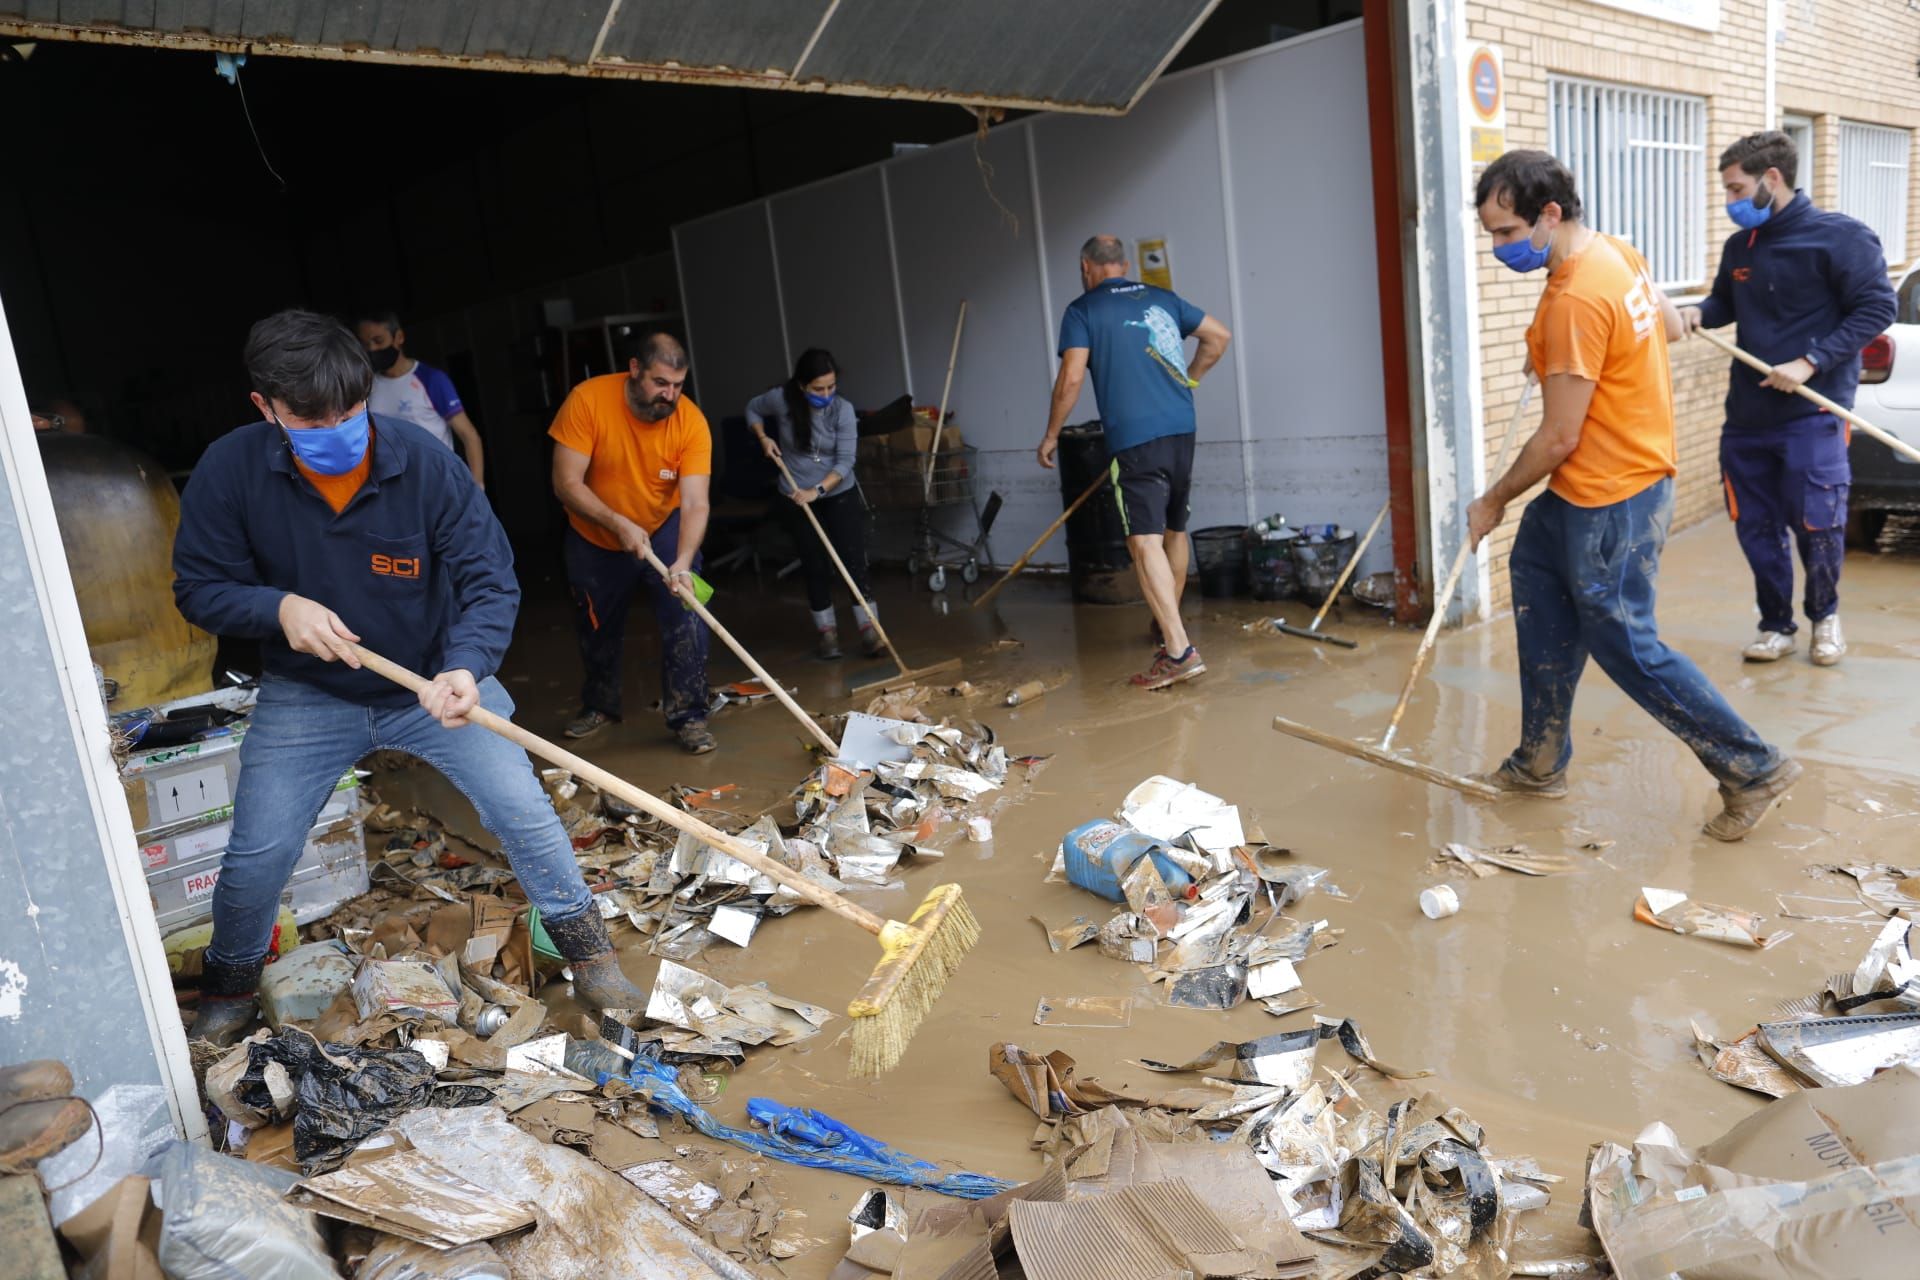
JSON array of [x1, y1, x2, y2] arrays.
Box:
[[847, 883, 979, 1077]]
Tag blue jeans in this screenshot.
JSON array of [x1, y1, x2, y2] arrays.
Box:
[[206, 673, 595, 969], [1720, 412, 1849, 634], [564, 510, 709, 727], [1507, 478, 1781, 788]]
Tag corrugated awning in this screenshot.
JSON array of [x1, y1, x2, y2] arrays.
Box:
[[0, 0, 1223, 114]]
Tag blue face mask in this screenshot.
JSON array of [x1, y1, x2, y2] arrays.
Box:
[[1726, 183, 1774, 229], [278, 407, 371, 475], [805, 391, 834, 409], [1493, 222, 1554, 273]]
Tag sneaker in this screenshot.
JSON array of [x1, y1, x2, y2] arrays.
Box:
[[1810, 614, 1846, 667], [1470, 760, 1570, 800], [676, 719, 717, 754], [1703, 757, 1803, 842], [564, 708, 613, 740], [816, 626, 843, 661], [1743, 630, 1795, 662], [1130, 646, 1206, 691]]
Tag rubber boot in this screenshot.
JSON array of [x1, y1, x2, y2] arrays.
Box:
[[539, 909, 648, 1013], [0, 1060, 92, 1176], [188, 953, 265, 1046]]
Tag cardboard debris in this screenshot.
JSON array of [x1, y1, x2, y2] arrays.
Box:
[[1119, 776, 1245, 856], [289, 1148, 537, 1247], [1818, 863, 1920, 916], [1757, 1011, 1920, 1088], [351, 957, 462, 1022], [987, 1044, 1168, 1120], [1585, 1066, 1920, 1280], [1007, 1181, 1265, 1279], [1143, 1029, 1321, 1090], [1032, 914, 1099, 953], [1634, 887, 1785, 949], [1689, 1020, 1802, 1098], [57, 1174, 164, 1280], [645, 959, 833, 1047], [1433, 842, 1578, 877]]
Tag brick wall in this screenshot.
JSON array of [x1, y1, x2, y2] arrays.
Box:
[[1464, 0, 1920, 609]]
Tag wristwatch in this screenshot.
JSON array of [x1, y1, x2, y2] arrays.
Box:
[[1803, 351, 1822, 369]]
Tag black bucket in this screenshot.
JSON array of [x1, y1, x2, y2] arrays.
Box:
[[1191, 526, 1249, 598], [1245, 529, 1301, 601], [1058, 422, 1141, 605], [1292, 528, 1359, 605]]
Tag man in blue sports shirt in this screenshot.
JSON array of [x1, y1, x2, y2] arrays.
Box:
[[1036, 235, 1232, 690], [171, 309, 645, 1043]]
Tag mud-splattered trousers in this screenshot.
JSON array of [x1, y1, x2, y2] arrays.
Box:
[[1506, 477, 1783, 788], [1720, 411, 1849, 635], [564, 508, 710, 727], [206, 673, 595, 969]]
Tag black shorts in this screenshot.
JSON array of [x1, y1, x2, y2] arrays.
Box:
[[1110, 434, 1195, 537]]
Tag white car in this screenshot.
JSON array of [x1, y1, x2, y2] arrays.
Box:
[[1850, 264, 1920, 547]]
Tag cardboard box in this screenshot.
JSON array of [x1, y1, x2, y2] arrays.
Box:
[[138, 778, 357, 873], [120, 730, 246, 834], [1587, 1065, 1920, 1279], [147, 813, 366, 932], [885, 424, 964, 455]]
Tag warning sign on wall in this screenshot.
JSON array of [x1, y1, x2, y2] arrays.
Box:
[[1136, 238, 1172, 290], [1466, 44, 1505, 167]]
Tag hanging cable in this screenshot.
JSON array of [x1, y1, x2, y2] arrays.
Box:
[[214, 52, 286, 191]]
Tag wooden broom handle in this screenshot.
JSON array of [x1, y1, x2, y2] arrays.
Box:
[[350, 644, 889, 936], [972, 470, 1107, 610], [1306, 498, 1392, 632], [1381, 377, 1536, 751], [1695, 328, 1920, 464], [769, 453, 911, 673], [637, 547, 839, 755], [923, 300, 968, 499]]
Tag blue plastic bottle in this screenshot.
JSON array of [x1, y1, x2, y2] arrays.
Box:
[[1063, 820, 1194, 902]]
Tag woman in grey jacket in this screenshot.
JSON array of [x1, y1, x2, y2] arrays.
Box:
[[747, 348, 882, 659]]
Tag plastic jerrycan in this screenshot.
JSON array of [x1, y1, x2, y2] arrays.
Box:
[[1062, 819, 1193, 902]]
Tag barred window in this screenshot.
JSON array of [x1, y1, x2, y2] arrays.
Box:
[[1838, 120, 1910, 264], [1548, 75, 1708, 289]]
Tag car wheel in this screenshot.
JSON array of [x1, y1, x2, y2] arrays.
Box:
[[1846, 508, 1888, 551]]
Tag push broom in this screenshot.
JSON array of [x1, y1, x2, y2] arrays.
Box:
[[971, 470, 1107, 611], [1695, 328, 1920, 464], [768, 453, 960, 693], [351, 644, 978, 1076], [633, 545, 840, 756], [1271, 377, 1536, 799], [1266, 498, 1392, 649]]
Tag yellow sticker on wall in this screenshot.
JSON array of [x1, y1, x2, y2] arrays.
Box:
[[1136, 238, 1172, 290]]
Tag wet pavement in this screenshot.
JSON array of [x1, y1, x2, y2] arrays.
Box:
[[404, 516, 1920, 1272]]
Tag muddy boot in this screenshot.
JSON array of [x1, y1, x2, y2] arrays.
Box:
[[816, 626, 843, 660], [856, 623, 885, 658], [539, 910, 647, 1013], [1471, 760, 1570, 800], [188, 954, 264, 1046], [0, 1061, 92, 1176], [676, 719, 717, 755], [1704, 757, 1803, 842]]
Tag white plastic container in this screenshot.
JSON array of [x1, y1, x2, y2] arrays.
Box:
[[1419, 884, 1461, 919]]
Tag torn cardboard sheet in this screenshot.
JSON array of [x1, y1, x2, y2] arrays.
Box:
[[1635, 887, 1785, 949], [1032, 915, 1100, 954], [1818, 863, 1920, 916], [1585, 1067, 1920, 1280], [289, 1149, 536, 1247], [987, 1044, 1164, 1120], [1008, 1180, 1264, 1280], [645, 959, 833, 1047], [1142, 1029, 1320, 1091], [1690, 1020, 1801, 1098]]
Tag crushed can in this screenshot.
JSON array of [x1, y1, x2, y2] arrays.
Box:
[[1063, 819, 1193, 903]]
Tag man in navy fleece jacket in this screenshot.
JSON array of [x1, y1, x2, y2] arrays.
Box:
[[1685, 130, 1896, 669], [171, 309, 645, 1043]]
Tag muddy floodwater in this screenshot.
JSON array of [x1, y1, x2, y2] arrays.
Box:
[[390, 516, 1920, 1273]]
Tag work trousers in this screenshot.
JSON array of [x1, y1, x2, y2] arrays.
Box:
[[1506, 478, 1782, 789], [564, 509, 709, 726], [778, 487, 872, 613], [1720, 412, 1850, 634], [207, 674, 594, 969]]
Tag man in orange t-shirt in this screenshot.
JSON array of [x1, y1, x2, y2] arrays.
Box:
[[549, 332, 716, 752], [1465, 150, 1796, 842]]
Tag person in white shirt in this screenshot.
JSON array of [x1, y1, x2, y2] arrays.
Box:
[[355, 310, 486, 488]]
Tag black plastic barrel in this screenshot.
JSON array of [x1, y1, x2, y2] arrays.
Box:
[[1191, 526, 1249, 598], [1058, 422, 1142, 604]]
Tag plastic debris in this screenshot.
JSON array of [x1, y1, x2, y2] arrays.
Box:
[[1433, 842, 1578, 877], [598, 1056, 1014, 1198], [644, 959, 832, 1047], [289, 1148, 536, 1247], [1033, 995, 1133, 1028], [153, 1141, 335, 1280], [1634, 887, 1786, 949]]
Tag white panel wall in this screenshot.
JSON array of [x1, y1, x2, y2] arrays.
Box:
[[770, 168, 908, 408], [674, 21, 1387, 572]]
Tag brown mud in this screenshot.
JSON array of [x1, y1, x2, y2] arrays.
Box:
[[393, 517, 1920, 1274]]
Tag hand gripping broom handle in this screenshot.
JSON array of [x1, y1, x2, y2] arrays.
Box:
[[769, 453, 910, 673], [350, 644, 889, 937], [635, 546, 839, 755], [1695, 328, 1920, 465], [1380, 377, 1536, 752]]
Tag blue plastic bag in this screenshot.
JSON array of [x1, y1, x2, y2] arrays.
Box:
[[601, 1057, 1012, 1199]]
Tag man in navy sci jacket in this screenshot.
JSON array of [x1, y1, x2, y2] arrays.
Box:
[[1685, 130, 1896, 668], [171, 309, 646, 1043]]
